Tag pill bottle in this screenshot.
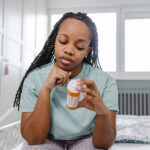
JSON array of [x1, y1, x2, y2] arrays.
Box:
[[66, 79, 80, 110]]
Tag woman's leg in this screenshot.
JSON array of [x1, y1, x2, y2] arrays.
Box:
[[68, 136, 103, 150], [22, 139, 64, 150]]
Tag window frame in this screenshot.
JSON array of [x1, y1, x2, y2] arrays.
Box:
[[119, 6, 150, 80], [48, 5, 150, 80]]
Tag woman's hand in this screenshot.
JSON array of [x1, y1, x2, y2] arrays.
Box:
[[76, 78, 109, 116], [42, 63, 71, 91]]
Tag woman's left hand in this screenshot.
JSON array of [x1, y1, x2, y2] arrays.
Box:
[[76, 78, 109, 116]]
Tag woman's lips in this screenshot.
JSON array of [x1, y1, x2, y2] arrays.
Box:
[[59, 57, 73, 65]]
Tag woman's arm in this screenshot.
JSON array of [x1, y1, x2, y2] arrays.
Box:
[[76, 78, 117, 149], [21, 65, 71, 145], [92, 111, 116, 149], [21, 87, 51, 145]]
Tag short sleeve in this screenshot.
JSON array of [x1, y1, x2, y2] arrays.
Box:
[[102, 76, 119, 112], [20, 75, 38, 112]]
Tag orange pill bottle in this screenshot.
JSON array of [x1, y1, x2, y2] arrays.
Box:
[[66, 79, 80, 110]]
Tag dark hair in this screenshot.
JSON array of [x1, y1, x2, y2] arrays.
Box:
[[13, 12, 102, 110]]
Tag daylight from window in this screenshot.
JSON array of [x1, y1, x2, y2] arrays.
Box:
[[125, 19, 150, 72]]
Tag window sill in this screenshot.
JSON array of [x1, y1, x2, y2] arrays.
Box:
[[108, 72, 150, 80]]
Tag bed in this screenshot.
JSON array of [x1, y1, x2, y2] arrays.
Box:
[[0, 114, 149, 150], [110, 115, 150, 150], [111, 143, 150, 150]]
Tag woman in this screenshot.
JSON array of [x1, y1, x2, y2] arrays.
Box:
[[14, 12, 118, 150]]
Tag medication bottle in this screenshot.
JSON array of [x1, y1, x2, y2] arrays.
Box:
[[66, 79, 80, 110]]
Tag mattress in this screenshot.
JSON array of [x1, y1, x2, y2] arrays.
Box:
[[8, 115, 150, 150], [110, 143, 150, 150], [12, 143, 150, 150]]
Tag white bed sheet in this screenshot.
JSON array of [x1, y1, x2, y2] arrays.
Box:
[[12, 115, 150, 150], [116, 115, 150, 143], [12, 143, 150, 150], [110, 143, 150, 150], [11, 143, 23, 150]]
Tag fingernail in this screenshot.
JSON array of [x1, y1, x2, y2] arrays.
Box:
[[76, 78, 81, 82], [82, 92, 86, 97], [75, 87, 81, 91], [76, 85, 82, 89], [76, 83, 82, 86], [69, 72, 72, 76]]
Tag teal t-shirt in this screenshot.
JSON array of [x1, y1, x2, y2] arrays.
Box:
[[20, 62, 119, 140]]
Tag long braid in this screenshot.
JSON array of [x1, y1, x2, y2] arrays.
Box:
[[13, 12, 102, 110], [13, 26, 58, 110]]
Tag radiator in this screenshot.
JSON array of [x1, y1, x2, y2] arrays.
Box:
[[118, 89, 150, 115]]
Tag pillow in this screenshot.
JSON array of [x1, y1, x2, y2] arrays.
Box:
[[115, 115, 150, 144]]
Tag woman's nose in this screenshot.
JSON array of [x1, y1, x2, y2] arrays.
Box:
[[64, 44, 74, 55]]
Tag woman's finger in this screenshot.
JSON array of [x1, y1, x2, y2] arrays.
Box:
[[78, 99, 94, 111], [82, 92, 95, 104], [61, 71, 71, 86], [76, 86, 97, 97], [76, 78, 97, 90], [82, 93, 98, 108], [56, 74, 64, 85], [55, 68, 71, 86]]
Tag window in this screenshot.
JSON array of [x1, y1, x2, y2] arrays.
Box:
[[125, 19, 150, 72], [50, 7, 150, 79], [88, 13, 116, 72]]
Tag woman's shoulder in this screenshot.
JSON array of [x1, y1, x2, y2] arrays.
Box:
[[85, 63, 116, 83], [25, 62, 53, 82], [85, 63, 112, 77]]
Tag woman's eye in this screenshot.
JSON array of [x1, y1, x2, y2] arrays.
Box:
[[76, 43, 86, 50], [77, 47, 84, 50], [76, 46, 84, 50], [59, 40, 67, 44]]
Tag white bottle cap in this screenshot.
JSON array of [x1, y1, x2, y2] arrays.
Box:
[[67, 79, 79, 93]]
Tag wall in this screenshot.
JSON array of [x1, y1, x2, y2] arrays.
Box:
[[48, 0, 150, 8], [0, 0, 48, 127], [48, 0, 150, 89]]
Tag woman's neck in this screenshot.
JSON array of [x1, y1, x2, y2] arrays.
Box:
[[69, 63, 83, 78]]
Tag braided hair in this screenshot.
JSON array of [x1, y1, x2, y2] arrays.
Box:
[[13, 12, 102, 111]]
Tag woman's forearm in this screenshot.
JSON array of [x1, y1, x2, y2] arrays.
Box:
[[92, 113, 116, 149], [22, 87, 51, 145]]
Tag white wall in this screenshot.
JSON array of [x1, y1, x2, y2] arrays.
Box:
[[48, 0, 150, 9], [0, 0, 48, 127]]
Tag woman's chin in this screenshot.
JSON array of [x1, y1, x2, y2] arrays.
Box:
[[55, 61, 73, 71]]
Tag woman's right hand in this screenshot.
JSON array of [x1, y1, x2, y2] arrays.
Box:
[[42, 64, 71, 91]]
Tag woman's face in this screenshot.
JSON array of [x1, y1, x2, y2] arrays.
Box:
[[54, 18, 91, 75]]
